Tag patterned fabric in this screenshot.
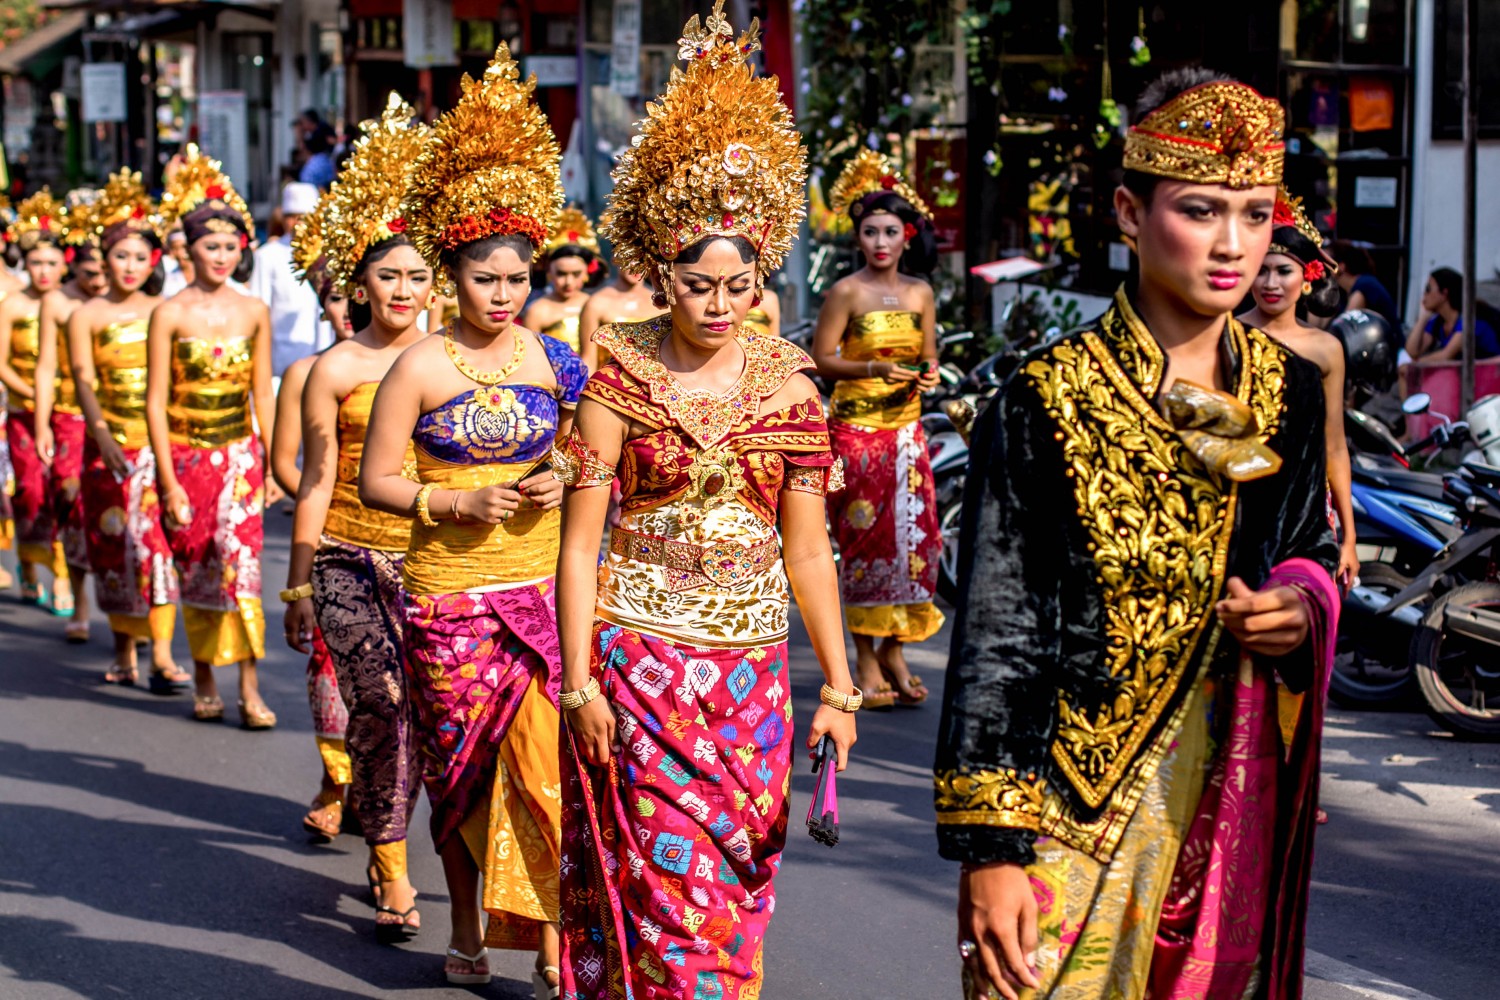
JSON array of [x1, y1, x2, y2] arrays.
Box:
[[9, 314, 40, 412], [829, 310, 925, 428], [829, 418, 944, 642], [561, 623, 793, 1000], [167, 335, 255, 448], [166, 436, 265, 666], [305, 626, 353, 787], [50, 411, 88, 569], [8, 409, 57, 565], [82, 440, 179, 620], [0, 397, 14, 546], [325, 382, 416, 552], [312, 536, 417, 846]]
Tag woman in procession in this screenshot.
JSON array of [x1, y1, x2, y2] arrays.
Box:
[[576, 256, 662, 373], [271, 196, 357, 843], [556, 5, 858, 998], [0, 191, 75, 609], [360, 48, 580, 993], [33, 193, 109, 638], [146, 147, 278, 728], [519, 206, 604, 354], [813, 149, 944, 709], [59, 170, 189, 690], [281, 94, 432, 939]]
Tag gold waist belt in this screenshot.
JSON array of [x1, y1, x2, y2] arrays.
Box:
[[608, 527, 778, 592]]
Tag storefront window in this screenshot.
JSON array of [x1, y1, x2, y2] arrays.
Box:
[[1432, 0, 1500, 139]]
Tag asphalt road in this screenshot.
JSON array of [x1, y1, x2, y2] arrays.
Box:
[[0, 514, 1495, 1000]]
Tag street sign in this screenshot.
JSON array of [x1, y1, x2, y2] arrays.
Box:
[[526, 55, 577, 89], [609, 0, 641, 98], [81, 63, 127, 124], [404, 0, 457, 69], [198, 91, 250, 207]]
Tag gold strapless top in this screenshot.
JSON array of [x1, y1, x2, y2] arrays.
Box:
[[830, 310, 924, 428], [167, 335, 255, 447], [744, 307, 773, 337], [94, 319, 151, 448], [325, 382, 416, 552], [541, 315, 581, 353], [9, 314, 39, 411]]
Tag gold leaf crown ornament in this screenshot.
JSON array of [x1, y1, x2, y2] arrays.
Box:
[[61, 189, 101, 251], [402, 44, 562, 278], [601, 0, 808, 291], [323, 93, 430, 295], [289, 191, 334, 297], [5, 189, 64, 252], [1122, 81, 1285, 190], [95, 169, 159, 249], [158, 144, 256, 243], [827, 148, 932, 226], [542, 205, 600, 257]]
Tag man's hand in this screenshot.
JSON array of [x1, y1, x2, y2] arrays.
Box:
[[1215, 576, 1310, 656], [959, 862, 1041, 1000]]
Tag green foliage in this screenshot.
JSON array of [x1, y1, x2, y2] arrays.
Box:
[[0, 0, 50, 47]]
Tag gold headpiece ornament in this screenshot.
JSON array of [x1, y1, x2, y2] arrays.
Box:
[[1269, 184, 1336, 279], [1122, 81, 1285, 190], [827, 148, 932, 226], [323, 93, 430, 295], [601, 0, 808, 289], [158, 143, 256, 239], [402, 44, 561, 277], [542, 206, 600, 257], [95, 169, 158, 247], [290, 193, 328, 281], [5, 189, 64, 252], [61, 189, 101, 250]]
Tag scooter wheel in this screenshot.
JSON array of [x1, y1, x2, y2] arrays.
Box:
[[1411, 581, 1500, 740]]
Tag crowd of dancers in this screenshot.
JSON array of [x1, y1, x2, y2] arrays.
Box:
[[2, 2, 1350, 998]]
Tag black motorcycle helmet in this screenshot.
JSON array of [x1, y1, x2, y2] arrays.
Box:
[[1329, 309, 1398, 394]]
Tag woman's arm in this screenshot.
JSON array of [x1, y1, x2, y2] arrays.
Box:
[[1405, 312, 1434, 359], [577, 295, 605, 372], [1321, 342, 1358, 588], [65, 305, 123, 477], [0, 296, 34, 400], [248, 303, 283, 504], [33, 292, 60, 430], [271, 354, 313, 496], [556, 398, 627, 764], [762, 289, 781, 338], [916, 282, 942, 392], [1346, 289, 1368, 313], [782, 484, 858, 771], [282, 356, 339, 652], [810, 281, 917, 384], [145, 302, 188, 524]]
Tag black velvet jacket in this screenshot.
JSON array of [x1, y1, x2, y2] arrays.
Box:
[[934, 289, 1338, 866]]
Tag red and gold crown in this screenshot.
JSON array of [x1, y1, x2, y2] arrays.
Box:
[[290, 188, 332, 296], [158, 144, 256, 237], [1269, 184, 1335, 280], [402, 44, 561, 277], [95, 169, 159, 247], [542, 205, 600, 257], [827, 149, 932, 228], [1123, 81, 1285, 190], [4, 189, 63, 252], [602, 0, 807, 289], [61, 189, 102, 251]]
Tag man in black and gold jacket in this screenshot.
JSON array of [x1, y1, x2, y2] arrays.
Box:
[[936, 68, 1339, 1000]]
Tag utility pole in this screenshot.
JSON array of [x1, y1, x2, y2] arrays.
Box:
[[1461, 0, 1478, 412]]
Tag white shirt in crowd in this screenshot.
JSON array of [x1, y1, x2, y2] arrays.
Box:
[[162, 257, 249, 298], [251, 234, 330, 376]]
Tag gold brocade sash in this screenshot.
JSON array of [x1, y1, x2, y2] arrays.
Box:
[[1162, 380, 1282, 482]]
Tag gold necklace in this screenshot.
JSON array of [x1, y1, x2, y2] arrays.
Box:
[[444, 327, 526, 386]]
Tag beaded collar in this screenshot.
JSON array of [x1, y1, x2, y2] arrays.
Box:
[[595, 313, 812, 449]]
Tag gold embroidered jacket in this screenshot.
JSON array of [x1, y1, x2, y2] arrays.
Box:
[[934, 289, 1337, 865]]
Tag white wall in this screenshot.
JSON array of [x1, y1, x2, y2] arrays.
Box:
[[1408, 0, 1500, 322]]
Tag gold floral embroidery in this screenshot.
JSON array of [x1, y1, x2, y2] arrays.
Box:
[[551, 426, 616, 488], [934, 768, 1046, 829], [844, 498, 876, 530], [784, 466, 830, 495], [682, 443, 747, 526]]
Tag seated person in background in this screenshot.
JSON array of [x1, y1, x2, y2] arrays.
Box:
[[1406, 266, 1500, 363], [1331, 240, 1402, 335]]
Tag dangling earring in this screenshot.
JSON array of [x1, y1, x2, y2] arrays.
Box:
[[1120, 233, 1138, 253], [353, 287, 369, 305], [1301, 281, 1312, 295]]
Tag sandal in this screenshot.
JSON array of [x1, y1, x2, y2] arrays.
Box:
[[533, 965, 561, 1000], [860, 682, 898, 712], [238, 700, 277, 730], [445, 946, 491, 986], [64, 620, 90, 644], [49, 587, 74, 617], [148, 666, 191, 696], [303, 795, 344, 842], [880, 665, 929, 706], [192, 695, 225, 722], [20, 581, 46, 606], [103, 662, 139, 686], [375, 902, 421, 944]]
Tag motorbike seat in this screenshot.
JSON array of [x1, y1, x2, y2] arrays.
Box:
[[1464, 462, 1500, 487], [1352, 460, 1453, 503]]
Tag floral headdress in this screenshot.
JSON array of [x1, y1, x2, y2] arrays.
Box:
[[542, 205, 600, 257], [5, 189, 64, 253], [158, 144, 256, 246], [601, 0, 807, 292], [1123, 81, 1285, 190], [1269, 185, 1336, 282], [402, 44, 562, 278], [61, 189, 101, 257], [290, 190, 334, 299], [323, 93, 430, 295], [95, 169, 160, 251], [827, 148, 932, 229]]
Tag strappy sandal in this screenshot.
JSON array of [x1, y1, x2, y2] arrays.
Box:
[[103, 662, 139, 686], [238, 700, 277, 730], [302, 794, 344, 842], [49, 587, 74, 617], [19, 581, 46, 606], [64, 620, 90, 644], [880, 665, 929, 706], [859, 682, 897, 712], [533, 965, 561, 1000], [445, 946, 491, 986], [375, 901, 420, 943], [148, 665, 191, 696], [192, 695, 225, 722]]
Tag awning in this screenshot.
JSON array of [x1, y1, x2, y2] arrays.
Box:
[[39, 0, 278, 9], [0, 12, 87, 76]]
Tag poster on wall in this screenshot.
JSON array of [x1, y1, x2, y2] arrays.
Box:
[[198, 91, 250, 204], [81, 63, 128, 124], [609, 0, 641, 98], [404, 0, 458, 69]]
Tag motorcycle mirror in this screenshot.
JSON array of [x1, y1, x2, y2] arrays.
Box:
[[1402, 392, 1432, 415]]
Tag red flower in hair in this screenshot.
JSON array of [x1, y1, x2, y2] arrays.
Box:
[[386, 216, 407, 234], [150, 248, 163, 267], [587, 259, 600, 275], [880, 175, 897, 190], [1272, 199, 1297, 229], [903, 222, 918, 241], [131, 205, 146, 220], [566, 230, 580, 242], [239, 232, 250, 249], [205, 184, 226, 200], [64, 246, 76, 262], [1303, 260, 1326, 282], [39, 214, 53, 231]]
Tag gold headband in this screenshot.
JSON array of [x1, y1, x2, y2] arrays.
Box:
[[1123, 81, 1285, 190]]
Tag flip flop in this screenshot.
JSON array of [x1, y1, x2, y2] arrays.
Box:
[[445, 946, 490, 986]]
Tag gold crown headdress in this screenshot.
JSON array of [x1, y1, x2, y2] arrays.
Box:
[[5, 189, 64, 252], [323, 93, 430, 294], [158, 144, 256, 240], [827, 149, 932, 227], [61, 189, 101, 250], [290, 192, 330, 289], [1123, 81, 1285, 190], [601, 0, 808, 290], [542, 206, 600, 257], [402, 44, 561, 276], [95, 169, 159, 248], [1269, 184, 1336, 279]]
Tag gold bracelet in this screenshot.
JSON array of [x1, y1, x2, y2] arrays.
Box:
[[558, 677, 601, 711], [415, 483, 438, 527], [279, 582, 314, 603], [820, 684, 863, 712]]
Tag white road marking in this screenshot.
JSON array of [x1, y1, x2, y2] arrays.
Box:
[[1306, 949, 1447, 1000]]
